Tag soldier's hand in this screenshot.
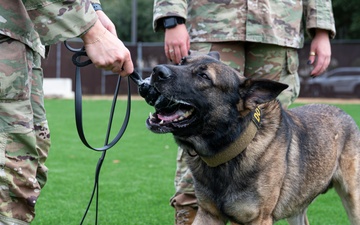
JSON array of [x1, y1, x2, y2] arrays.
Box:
[[308, 29, 331, 77], [164, 24, 190, 64], [81, 20, 134, 77]]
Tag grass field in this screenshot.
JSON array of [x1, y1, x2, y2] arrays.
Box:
[[31, 98, 359, 225]]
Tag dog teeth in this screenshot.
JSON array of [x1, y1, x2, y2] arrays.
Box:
[[173, 109, 195, 123], [156, 108, 195, 125], [173, 116, 184, 122], [184, 110, 193, 118], [149, 112, 155, 120]]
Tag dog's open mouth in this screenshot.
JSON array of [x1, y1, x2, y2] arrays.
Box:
[[146, 96, 197, 133]]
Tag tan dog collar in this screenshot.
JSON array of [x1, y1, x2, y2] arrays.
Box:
[[200, 107, 261, 167]]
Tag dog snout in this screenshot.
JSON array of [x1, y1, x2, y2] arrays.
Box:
[[151, 65, 172, 83], [138, 77, 160, 106]]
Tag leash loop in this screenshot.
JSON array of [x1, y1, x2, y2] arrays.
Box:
[[72, 50, 93, 67], [74, 64, 131, 151], [64, 41, 137, 151], [64, 41, 143, 224]]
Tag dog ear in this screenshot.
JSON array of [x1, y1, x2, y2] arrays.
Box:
[[207, 51, 220, 60], [239, 78, 288, 109]]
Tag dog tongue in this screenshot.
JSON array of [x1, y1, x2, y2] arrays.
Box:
[[158, 114, 179, 121], [158, 109, 185, 122]]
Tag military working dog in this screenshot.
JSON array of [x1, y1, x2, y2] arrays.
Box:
[[139, 52, 360, 225]]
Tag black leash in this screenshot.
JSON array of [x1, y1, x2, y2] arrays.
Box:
[[64, 41, 144, 224]]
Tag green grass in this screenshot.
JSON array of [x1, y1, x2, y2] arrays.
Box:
[[31, 99, 359, 225]]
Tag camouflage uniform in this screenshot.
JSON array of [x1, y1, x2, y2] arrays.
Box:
[[152, 0, 336, 221], [0, 0, 98, 224]]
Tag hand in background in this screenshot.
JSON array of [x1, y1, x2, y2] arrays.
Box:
[[308, 29, 331, 76], [164, 24, 190, 64]]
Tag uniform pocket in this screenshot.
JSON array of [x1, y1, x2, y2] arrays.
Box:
[[278, 48, 300, 107], [286, 48, 299, 75], [0, 39, 31, 101]]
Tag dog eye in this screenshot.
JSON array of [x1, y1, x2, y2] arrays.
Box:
[[197, 72, 210, 80]]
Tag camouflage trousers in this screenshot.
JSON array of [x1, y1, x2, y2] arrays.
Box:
[[170, 42, 300, 208], [0, 36, 50, 224]]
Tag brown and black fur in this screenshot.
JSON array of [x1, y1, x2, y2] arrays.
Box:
[[143, 52, 360, 225]]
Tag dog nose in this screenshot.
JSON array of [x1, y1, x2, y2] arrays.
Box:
[[138, 77, 161, 106], [151, 65, 172, 82]]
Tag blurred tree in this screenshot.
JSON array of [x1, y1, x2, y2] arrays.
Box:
[[332, 0, 360, 39], [101, 0, 360, 42], [102, 0, 163, 43]]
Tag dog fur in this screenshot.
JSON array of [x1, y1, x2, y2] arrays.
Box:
[[144, 52, 360, 225]]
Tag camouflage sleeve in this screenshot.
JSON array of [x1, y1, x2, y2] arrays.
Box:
[[153, 0, 187, 32], [28, 0, 98, 46], [304, 0, 336, 39]]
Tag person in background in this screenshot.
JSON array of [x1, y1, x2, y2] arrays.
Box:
[[153, 0, 336, 224], [0, 0, 133, 224]]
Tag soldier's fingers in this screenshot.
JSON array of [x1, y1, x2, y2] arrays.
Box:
[[317, 57, 330, 76], [308, 56, 316, 65], [173, 47, 182, 64], [180, 45, 189, 61], [164, 46, 171, 61], [111, 62, 122, 74], [120, 59, 134, 77], [311, 56, 325, 76], [167, 47, 179, 64], [168, 48, 175, 62], [311, 62, 321, 76], [307, 50, 316, 65]]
